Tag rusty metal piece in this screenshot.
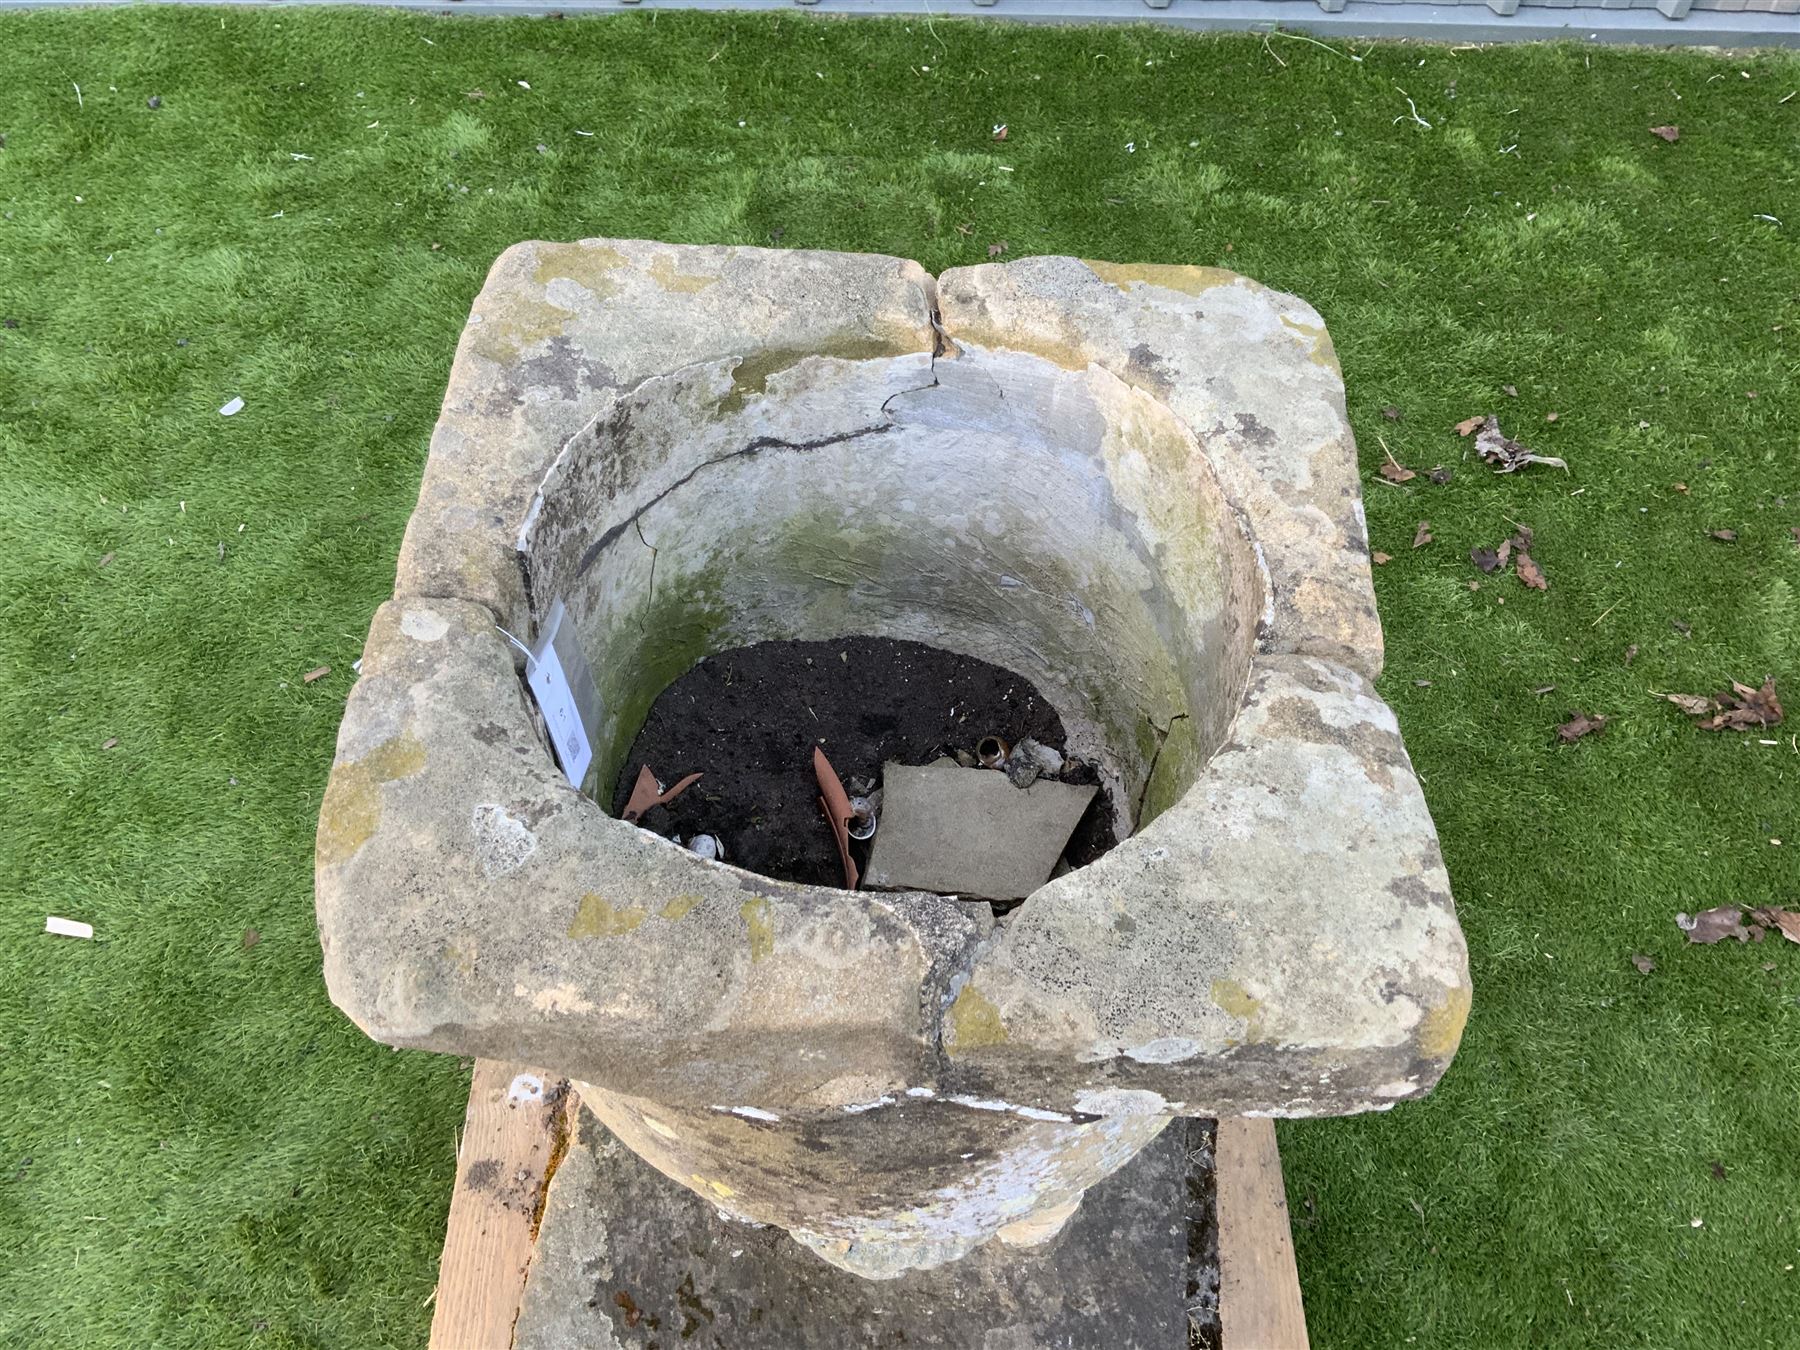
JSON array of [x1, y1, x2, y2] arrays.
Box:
[[812, 747, 860, 890], [976, 735, 1010, 769], [621, 764, 703, 825]]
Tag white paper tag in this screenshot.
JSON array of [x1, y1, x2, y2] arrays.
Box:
[[526, 602, 595, 789]]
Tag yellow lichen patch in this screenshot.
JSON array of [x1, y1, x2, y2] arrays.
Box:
[[741, 898, 775, 962], [946, 984, 1008, 1053], [648, 255, 720, 294], [567, 893, 648, 939], [1279, 313, 1341, 373], [659, 893, 705, 922], [1210, 978, 1268, 1042], [315, 732, 427, 866], [531, 241, 627, 293], [690, 1174, 737, 1200], [464, 295, 574, 365], [1082, 260, 1239, 298], [443, 943, 477, 976], [719, 336, 922, 414], [945, 324, 1093, 377], [1416, 983, 1472, 1059]]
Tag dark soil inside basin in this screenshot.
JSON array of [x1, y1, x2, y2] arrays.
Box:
[[611, 636, 1121, 895]]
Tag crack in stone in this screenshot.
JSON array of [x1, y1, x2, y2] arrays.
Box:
[[1133, 712, 1192, 828], [572, 421, 900, 580]]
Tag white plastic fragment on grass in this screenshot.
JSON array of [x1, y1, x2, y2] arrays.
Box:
[[219, 396, 244, 417], [46, 916, 94, 939]]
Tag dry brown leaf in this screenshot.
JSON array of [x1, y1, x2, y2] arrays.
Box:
[[1453, 415, 1485, 437], [1630, 953, 1655, 975], [241, 928, 261, 950], [992, 124, 1009, 142], [1678, 906, 1749, 944], [1556, 712, 1608, 743], [1749, 907, 1800, 944], [1658, 692, 1717, 716], [98, 551, 115, 568], [1709, 528, 1738, 542], [1379, 459, 1417, 483], [986, 240, 1008, 258], [1372, 551, 1392, 565], [1471, 546, 1502, 573], [1695, 676, 1783, 731], [1502, 384, 1518, 398], [1672, 482, 1689, 494], [1476, 415, 1567, 473], [302, 665, 331, 684], [1544, 411, 1560, 423], [1413, 520, 1433, 548], [1381, 405, 1403, 421], [1650, 125, 1680, 142], [1516, 552, 1548, 591]]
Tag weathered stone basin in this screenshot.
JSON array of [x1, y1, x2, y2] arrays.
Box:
[[316, 240, 1470, 1279]]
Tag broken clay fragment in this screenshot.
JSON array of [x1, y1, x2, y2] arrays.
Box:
[[622, 764, 703, 825]]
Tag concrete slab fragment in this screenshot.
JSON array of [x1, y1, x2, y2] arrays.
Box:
[[865, 762, 1096, 900]]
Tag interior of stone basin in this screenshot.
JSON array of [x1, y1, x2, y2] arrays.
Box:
[[518, 342, 1267, 866]]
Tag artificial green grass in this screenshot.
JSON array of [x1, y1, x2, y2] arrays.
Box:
[[0, 9, 1796, 1347]]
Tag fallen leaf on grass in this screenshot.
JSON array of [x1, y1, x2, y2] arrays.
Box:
[[1515, 551, 1549, 590], [1471, 546, 1501, 573], [1556, 712, 1608, 743], [1672, 482, 1689, 494], [1650, 125, 1680, 142], [1749, 907, 1800, 944], [1708, 528, 1738, 542], [1413, 520, 1433, 548], [1544, 411, 1560, 423], [1502, 384, 1518, 398], [1671, 619, 1692, 637], [992, 123, 1009, 141], [100, 737, 118, 750], [1475, 415, 1567, 473], [1453, 415, 1485, 437], [1371, 551, 1392, 565], [302, 665, 331, 684], [1708, 1161, 1727, 1181], [1660, 677, 1785, 732], [241, 928, 261, 950], [1381, 405, 1403, 421], [1658, 691, 1718, 716], [1677, 906, 1750, 944], [1379, 458, 1417, 483], [1630, 953, 1656, 975], [986, 240, 1008, 258]]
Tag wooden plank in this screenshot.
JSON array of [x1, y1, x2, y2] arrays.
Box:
[[1216, 1117, 1310, 1350], [428, 1060, 573, 1350]]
